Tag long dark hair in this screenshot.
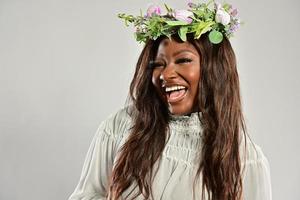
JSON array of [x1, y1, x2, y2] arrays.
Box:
[[108, 33, 248, 200]]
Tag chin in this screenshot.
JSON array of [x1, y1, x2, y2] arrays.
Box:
[[168, 105, 193, 116]]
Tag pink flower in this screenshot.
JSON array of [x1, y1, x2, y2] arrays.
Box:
[[215, 8, 231, 25], [187, 0, 197, 8], [146, 5, 161, 17], [230, 8, 238, 17], [173, 10, 194, 24]]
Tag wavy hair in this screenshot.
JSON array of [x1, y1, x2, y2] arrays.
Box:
[[108, 33, 248, 200]]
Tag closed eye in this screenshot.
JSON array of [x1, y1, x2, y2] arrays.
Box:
[[149, 61, 165, 68], [175, 58, 192, 64]]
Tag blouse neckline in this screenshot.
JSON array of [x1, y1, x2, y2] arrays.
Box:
[[169, 111, 202, 127]]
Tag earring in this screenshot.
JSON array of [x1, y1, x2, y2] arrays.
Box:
[[159, 74, 163, 81]]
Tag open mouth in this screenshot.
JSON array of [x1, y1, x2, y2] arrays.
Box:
[[163, 85, 188, 103]]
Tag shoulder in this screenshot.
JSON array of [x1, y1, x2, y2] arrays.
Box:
[[240, 134, 268, 163], [240, 135, 273, 199], [240, 134, 271, 174], [95, 105, 134, 140]]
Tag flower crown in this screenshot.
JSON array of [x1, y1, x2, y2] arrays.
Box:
[[118, 0, 242, 44]]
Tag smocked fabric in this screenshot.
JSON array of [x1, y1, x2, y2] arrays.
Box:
[[68, 107, 272, 200]]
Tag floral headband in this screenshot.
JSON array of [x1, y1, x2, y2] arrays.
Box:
[[118, 0, 242, 44]]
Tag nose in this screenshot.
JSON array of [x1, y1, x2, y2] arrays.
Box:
[[159, 63, 177, 82]]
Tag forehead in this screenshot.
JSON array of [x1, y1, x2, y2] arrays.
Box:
[[156, 38, 198, 56]]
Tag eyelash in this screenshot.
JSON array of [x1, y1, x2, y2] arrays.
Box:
[[150, 58, 192, 68], [175, 58, 192, 64]]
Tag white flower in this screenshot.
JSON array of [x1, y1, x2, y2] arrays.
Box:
[[215, 8, 231, 25], [214, 2, 222, 10], [173, 10, 194, 24]]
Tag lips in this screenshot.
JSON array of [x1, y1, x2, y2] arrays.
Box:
[[162, 84, 188, 103], [167, 88, 187, 103]]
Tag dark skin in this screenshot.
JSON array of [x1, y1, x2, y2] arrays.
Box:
[[151, 38, 201, 116]]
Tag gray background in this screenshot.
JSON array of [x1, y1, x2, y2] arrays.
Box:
[[0, 0, 299, 199]]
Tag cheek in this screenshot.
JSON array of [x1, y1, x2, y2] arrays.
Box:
[[186, 67, 200, 85], [187, 71, 200, 81], [186, 65, 200, 93]]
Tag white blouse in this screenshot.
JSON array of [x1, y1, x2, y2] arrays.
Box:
[[68, 107, 272, 200]]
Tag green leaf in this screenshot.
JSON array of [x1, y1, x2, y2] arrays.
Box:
[[165, 20, 189, 26], [178, 26, 188, 41], [164, 3, 172, 13], [208, 30, 223, 44], [197, 25, 212, 38], [192, 10, 205, 18], [206, 0, 214, 6], [193, 21, 214, 39], [223, 3, 231, 12]]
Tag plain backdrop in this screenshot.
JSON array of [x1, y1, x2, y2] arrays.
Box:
[[0, 0, 299, 199]]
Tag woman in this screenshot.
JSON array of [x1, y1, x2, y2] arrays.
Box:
[[68, 1, 272, 200]]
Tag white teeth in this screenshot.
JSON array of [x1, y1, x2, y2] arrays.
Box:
[[165, 85, 186, 92]]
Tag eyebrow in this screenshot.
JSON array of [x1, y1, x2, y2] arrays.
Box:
[[174, 49, 197, 56], [156, 49, 197, 58]]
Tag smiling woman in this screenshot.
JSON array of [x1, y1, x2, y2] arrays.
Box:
[[68, 1, 272, 200], [151, 37, 201, 115]]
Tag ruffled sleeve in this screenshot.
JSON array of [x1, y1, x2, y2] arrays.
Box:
[[242, 142, 272, 200], [68, 107, 132, 200]]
